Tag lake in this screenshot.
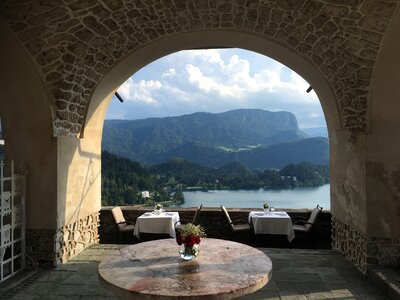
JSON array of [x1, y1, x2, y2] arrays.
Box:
[[175, 184, 330, 209]]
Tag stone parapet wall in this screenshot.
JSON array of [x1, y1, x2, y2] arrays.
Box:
[[332, 217, 367, 273], [99, 207, 332, 247], [26, 213, 100, 267]]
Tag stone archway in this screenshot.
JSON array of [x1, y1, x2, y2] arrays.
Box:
[[1, 0, 394, 137], [85, 28, 344, 265], [0, 0, 399, 271], [87, 30, 341, 133]]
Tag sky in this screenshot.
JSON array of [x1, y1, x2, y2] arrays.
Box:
[[106, 48, 326, 129]]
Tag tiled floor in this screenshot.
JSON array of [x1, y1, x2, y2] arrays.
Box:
[[0, 244, 388, 299]]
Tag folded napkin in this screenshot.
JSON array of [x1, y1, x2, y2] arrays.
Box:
[[253, 212, 265, 216], [273, 212, 287, 216]]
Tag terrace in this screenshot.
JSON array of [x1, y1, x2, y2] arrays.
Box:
[[2, 207, 397, 299], [1, 0, 400, 299], [0, 243, 394, 299]]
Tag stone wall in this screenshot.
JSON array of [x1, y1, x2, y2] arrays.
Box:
[[26, 229, 58, 268], [26, 213, 99, 267], [1, 0, 398, 136], [367, 238, 400, 267], [332, 216, 400, 273], [99, 207, 331, 248], [332, 216, 367, 273]]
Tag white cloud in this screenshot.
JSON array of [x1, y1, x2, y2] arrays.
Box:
[[186, 64, 243, 98], [110, 48, 325, 128], [162, 68, 176, 77], [187, 49, 224, 66], [184, 51, 317, 107], [119, 79, 162, 105]]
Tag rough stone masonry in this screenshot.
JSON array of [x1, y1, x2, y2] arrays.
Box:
[[0, 0, 398, 136]]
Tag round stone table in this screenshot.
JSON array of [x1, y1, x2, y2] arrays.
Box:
[[98, 238, 272, 299]]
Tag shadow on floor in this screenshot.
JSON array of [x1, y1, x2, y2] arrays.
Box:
[[0, 244, 390, 300]]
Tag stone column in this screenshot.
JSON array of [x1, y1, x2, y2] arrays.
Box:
[[365, 6, 400, 268], [330, 130, 368, 273], [0, 20, 102, 266]]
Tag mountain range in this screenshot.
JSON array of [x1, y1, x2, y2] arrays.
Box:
[[102, 109, 329, 170]]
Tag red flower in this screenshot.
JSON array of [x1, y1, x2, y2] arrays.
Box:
[[185, 235, 196, 247], [176, 234, 183, 245], [195, 236, 201, 244]]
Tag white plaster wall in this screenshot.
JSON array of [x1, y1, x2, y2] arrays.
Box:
[[330, 130, 367, 234], [367, 7, 400, 238], [0, 20, 57, 229], [56, 91, 113, 228]]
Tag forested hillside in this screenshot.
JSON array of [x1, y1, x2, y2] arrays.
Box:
[[102, 109, 329, 169], [101, 151, 330, 206], [101, 151, 156, 206]]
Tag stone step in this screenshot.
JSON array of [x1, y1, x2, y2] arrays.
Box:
[[368, 265, 400, 300]]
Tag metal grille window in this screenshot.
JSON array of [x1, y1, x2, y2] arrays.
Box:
[[0, 161, 26, 282]]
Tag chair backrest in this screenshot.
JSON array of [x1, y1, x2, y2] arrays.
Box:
[[111, 207, 126, 225], [221, 205, 235, 231], [305, 205, 323, 231], [192, 204, 203, 225]]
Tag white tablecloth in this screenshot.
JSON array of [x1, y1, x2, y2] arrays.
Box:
[[248, 211, 295, 242], [134, 212, 180, 239]]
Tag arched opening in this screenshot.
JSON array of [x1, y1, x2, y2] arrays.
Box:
[[0, 0, 398, 278], [86, 31, 340, 136], [80, 30, 341, 251], [84, 31, 340, 210], [102, 48, 330, 210]]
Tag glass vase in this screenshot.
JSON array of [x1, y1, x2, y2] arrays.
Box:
[[179, 244, 199, 260]]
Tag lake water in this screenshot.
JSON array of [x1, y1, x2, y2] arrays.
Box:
[[176, 184, 330, 209]]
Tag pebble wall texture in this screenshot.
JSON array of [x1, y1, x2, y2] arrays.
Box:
[[55, 212, 100, 264], [26, 213, 99, 266], [332, 216, 367, 273], [332, 218, 400, 273], [0, 0, 399, 136]]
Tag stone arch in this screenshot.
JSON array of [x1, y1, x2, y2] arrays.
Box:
[[86, 30, 340, 140], [0, 0, 399, 271], [1, 0, 396, 137]]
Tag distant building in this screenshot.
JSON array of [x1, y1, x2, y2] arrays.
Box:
[[141, 191, 150, 198], [281, 176, 297, 181]]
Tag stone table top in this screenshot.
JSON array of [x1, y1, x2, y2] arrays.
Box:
[[98, 238, 272, 299]]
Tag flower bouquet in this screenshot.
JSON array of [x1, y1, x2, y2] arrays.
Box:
[[154, 203, 163, 215], [176, 223, 206, 260], [263, 201, 270, 212]]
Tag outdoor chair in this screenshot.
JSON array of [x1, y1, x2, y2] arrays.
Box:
[[175, 204, 202, 233], [220, 206, 252, 242], [111, 206, 136, 243], [292, 204, 323, 234]]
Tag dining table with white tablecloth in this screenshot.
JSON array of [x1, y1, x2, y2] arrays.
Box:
[[134, 211, 180, 239], [248, 211, 295, 242]]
